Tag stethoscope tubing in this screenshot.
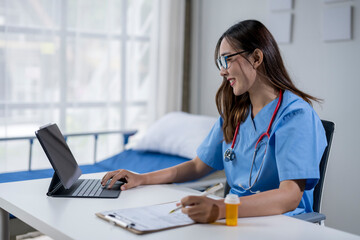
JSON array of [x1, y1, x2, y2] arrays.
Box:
[[224, 90, 283, 192]]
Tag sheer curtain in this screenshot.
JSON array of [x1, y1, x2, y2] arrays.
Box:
[[151, 0, 186, 120], [0, 0, 62, 171], [0, 0, 186, 173]]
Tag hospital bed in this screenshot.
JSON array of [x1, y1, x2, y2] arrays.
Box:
[[0, 112, 226, 191]]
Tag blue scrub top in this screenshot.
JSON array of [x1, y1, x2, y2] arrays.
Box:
[[196, 90, 327, 216]]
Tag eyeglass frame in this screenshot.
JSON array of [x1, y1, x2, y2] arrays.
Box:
[[216, 50, 247, 70]]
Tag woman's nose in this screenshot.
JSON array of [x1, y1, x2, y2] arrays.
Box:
[[220, 67, 228, 77]]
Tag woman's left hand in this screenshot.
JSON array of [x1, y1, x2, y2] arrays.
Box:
[[180, 196, 225, 223]]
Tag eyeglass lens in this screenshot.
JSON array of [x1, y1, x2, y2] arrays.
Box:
[[217, 57, 227, 70]]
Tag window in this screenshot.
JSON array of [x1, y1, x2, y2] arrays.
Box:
[[0, 0, 159, 172]]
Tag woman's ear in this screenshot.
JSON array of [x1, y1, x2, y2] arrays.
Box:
[[252, 49, 263, 69]]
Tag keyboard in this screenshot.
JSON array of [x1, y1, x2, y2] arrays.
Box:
[[71, 179, 105, 197]]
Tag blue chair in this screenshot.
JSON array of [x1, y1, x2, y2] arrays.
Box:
[[224, 120, 335, 224]]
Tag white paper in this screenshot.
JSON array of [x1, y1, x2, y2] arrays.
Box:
[[269, 0, 293, 11], [323, 0, 349, 3], [268, 12, 293, 44], [100, 202, 194, 232], [323, 5, 352, 41]]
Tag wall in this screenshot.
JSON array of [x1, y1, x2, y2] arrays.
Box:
[[190, 0, 360, 236]]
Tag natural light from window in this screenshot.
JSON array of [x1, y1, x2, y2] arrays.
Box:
[[0, 0, 159, 173]]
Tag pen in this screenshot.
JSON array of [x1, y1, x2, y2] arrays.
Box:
[[105, 213, 135, 228], [169, 183, 224, 214]]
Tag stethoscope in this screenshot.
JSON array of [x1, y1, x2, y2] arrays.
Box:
[[224, 90, 283, 193]]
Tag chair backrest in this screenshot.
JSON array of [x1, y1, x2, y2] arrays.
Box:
[[223, 120, 335, 213], [313, 120, 335, 212]]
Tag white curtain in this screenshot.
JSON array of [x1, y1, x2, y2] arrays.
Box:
[[150, 0, 186, 121], [0, 0, 186, 171]]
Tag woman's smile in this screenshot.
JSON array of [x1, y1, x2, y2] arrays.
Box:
[[228, 78, 235, 86]]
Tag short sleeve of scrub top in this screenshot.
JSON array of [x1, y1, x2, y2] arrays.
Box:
[[274, 107, 326, 191], [196, 117, 224, 171], [196, 90, 327, 216]]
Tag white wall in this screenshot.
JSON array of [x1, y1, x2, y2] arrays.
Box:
[[190, 0, 360, 236]]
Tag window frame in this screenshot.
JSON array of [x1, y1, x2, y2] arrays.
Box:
[[0, 0, 154, 133]]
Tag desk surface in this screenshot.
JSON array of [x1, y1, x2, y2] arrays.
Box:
[[0, 172, 359, 240]]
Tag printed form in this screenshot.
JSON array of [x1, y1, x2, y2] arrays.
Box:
[[97, 202, 195, 233]]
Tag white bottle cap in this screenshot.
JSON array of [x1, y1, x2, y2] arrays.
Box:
[[224, 194, 240, 204]]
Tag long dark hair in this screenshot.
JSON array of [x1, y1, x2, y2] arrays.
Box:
[[215, 20, 320, 143]]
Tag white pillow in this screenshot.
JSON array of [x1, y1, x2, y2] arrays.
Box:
[[132, 112, 217, 159]]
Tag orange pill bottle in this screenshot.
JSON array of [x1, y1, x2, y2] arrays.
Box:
[[224, 194, 241, 226]]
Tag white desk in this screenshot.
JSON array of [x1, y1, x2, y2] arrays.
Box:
[[0, 173, 359, 240]]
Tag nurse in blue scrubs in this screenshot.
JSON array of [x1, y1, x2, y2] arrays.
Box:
[[102, 20, 327, 223]]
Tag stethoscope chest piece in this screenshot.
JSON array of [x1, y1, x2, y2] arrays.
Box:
[[224, 148, 235, 162]]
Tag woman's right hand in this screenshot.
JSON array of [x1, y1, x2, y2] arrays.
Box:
[[101, 169, 144, 191]]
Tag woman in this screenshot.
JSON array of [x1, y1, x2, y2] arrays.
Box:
[[102, 20, 327, 223]]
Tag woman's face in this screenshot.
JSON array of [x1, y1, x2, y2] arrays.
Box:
[[218, 38, 257, 96]]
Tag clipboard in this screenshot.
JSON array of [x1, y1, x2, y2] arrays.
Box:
[[96, 202, 195, 234]]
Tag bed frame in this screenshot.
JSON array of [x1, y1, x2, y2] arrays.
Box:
[[0, 130, 225, 190]]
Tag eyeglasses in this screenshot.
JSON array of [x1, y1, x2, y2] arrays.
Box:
[[216, 50, 247, 70]]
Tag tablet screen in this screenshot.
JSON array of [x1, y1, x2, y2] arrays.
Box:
[[36, 124, 81, 189]]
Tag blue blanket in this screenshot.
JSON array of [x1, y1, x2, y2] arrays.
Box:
[[0, 150, 190, 183]]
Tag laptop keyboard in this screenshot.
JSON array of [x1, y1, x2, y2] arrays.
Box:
[[72, 179, 104, 197]]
